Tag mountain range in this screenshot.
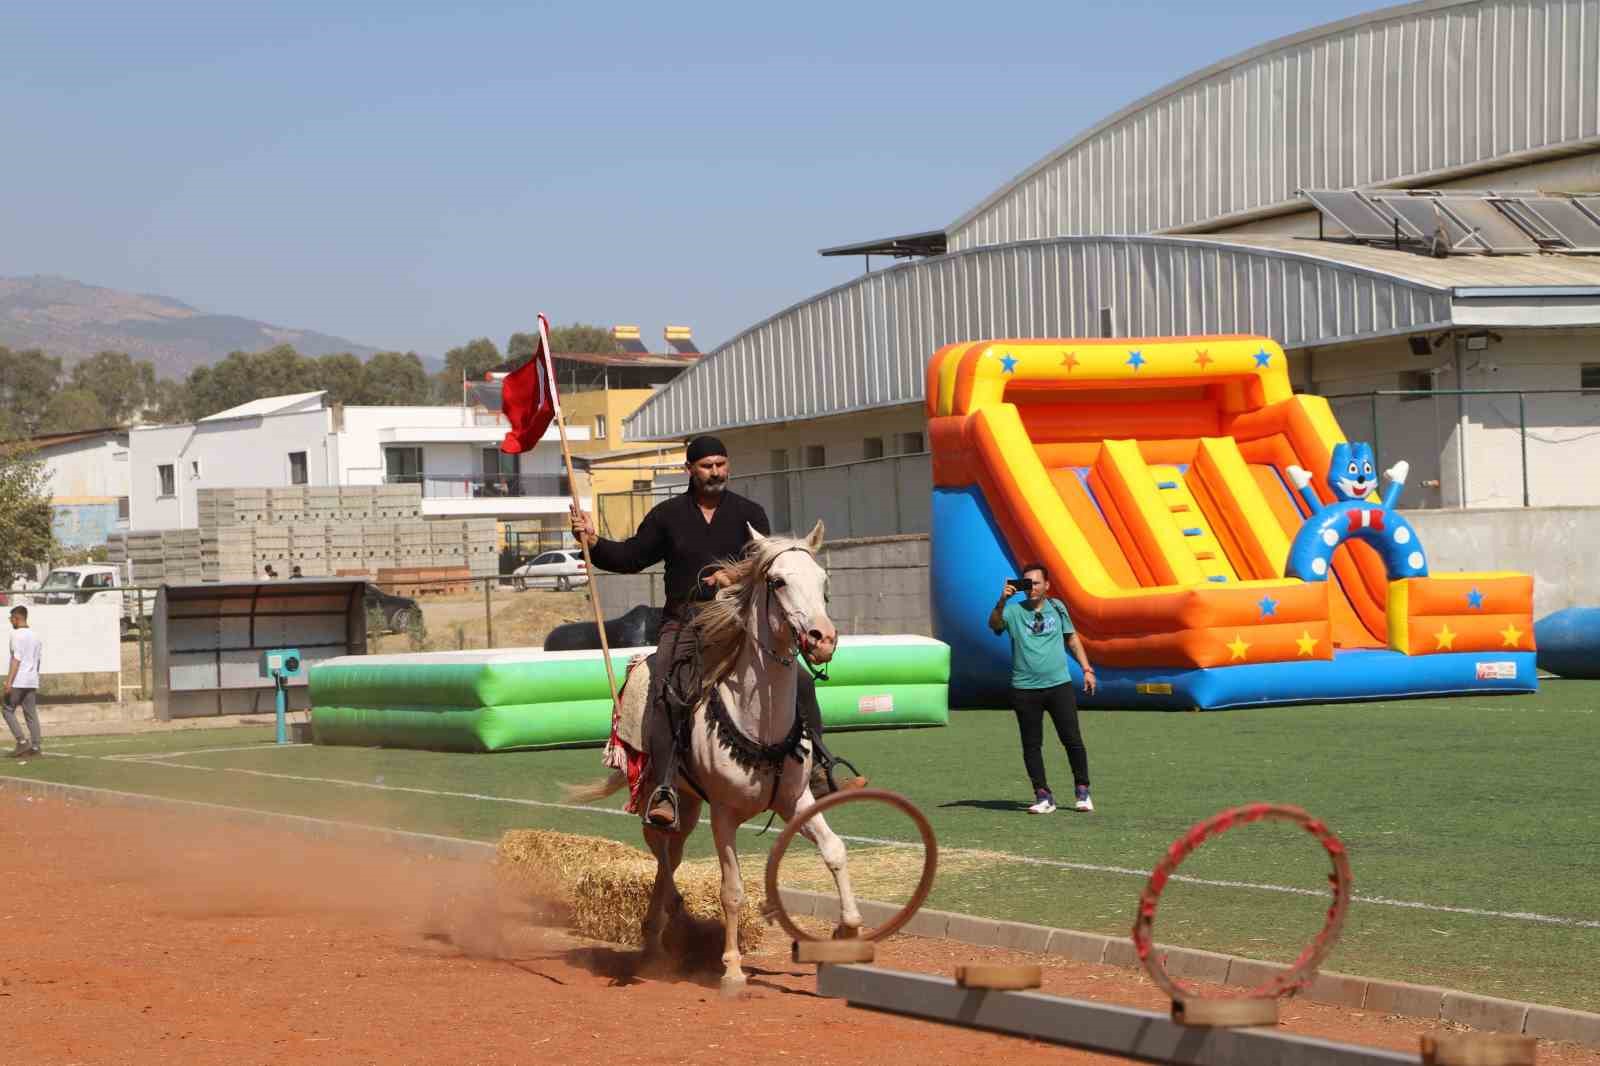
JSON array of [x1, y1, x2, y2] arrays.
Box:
[[0, 274, 385, 378]]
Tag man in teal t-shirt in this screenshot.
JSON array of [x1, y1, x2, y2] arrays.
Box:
[[988, 562, 1097, 814]]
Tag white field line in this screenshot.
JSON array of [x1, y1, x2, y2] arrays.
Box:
[[103, 743, 310, 761], [41, 751, 1600, 931]]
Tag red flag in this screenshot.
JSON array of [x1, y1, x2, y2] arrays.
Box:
[[500, 313, 562, 454]]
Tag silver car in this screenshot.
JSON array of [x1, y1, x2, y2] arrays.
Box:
[[512, 550, 590, 591]]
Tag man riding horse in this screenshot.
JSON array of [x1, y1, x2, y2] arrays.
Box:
[[569, 435, 867, 830]]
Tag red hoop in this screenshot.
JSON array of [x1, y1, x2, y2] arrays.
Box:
[[1131, 803, 1352, 1001]]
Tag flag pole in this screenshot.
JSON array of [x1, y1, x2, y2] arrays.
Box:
[[537, 315, 622, 716]]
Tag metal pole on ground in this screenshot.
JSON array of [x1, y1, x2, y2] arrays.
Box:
[[1518, 391, 1530, 507], [483, 576, 494, 649]]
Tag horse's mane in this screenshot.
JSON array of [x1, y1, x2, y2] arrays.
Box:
[[687, 534, 815, 695]]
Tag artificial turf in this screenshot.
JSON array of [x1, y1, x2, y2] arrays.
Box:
[[9, 680, 1597, 1010]]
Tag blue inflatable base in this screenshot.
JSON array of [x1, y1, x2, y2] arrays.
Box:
[[930, 485, 1541, 709], [1534, 607, 1600, 679]]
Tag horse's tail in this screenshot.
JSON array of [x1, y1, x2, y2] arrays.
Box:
[[563, 770, 628, 804]]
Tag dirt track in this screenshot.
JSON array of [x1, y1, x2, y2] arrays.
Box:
[[2, 794, 1594, 1066]]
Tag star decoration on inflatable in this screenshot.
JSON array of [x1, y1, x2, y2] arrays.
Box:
[[1466, 587, 1484, 609], [1226, 634, 1251, 661], [1434, 624, 1457, 651], [1500, 622, 1523, 648], [1000, 353, 1018, 374], [1193, 349, 1213, 369], [1060, 351, 1080, 371], [1126, 350, 1146, 372], [1253, 349, 1272, 368], [1295, 630, 1319, 656], [1257, 596, 1278, 617]]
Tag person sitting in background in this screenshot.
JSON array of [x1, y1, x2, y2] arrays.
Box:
[[988, 563, 1097, 815]]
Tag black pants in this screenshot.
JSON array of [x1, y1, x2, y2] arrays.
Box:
[[643, 619, 824, 797], [1011, 682, 1089, 796]]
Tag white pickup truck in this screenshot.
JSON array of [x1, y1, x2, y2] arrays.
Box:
[[28, 564, 157, 637]]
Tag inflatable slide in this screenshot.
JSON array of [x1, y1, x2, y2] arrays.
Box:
[[928, 336, 1538, 709]]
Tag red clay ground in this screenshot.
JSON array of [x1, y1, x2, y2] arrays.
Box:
[[2, 794, 1594, 1066]]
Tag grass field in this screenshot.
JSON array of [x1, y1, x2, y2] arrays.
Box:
[[7, 681, 1598, 1011]]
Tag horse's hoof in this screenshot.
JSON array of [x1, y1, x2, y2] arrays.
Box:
[[831, 924, 861, 940], [719, 976, 748, 999]]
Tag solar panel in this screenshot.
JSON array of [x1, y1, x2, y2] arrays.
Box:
[[1436, 197, 1539, 253], [1369, 194, 1481, 251], [1516, 197, 1600, 252], [1301, 189, 1397, 240]]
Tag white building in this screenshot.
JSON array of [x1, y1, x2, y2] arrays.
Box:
[[24, 428, 132, 549], [128, 392, 588, 531]]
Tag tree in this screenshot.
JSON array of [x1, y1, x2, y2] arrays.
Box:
[[360, 351, 433, 405], [0, 436, 56, 586], [313, 352, 366, 405], [66, 350, 158, 424], [183, 344, 315, 419], [435, 338, 502, 403], [0, 346, 64, 436], [545, 324, 617, 355], [145, 378, 191, 424], [41, 388, 112, 433]]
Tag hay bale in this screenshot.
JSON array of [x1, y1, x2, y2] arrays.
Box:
[[571, 857, 766, 951], [496, 829, 766, 951], [495, 829, 646, 903]]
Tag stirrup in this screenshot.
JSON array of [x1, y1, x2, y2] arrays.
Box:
[[644, 786, 681, 830], [812, 753, 868, 798]]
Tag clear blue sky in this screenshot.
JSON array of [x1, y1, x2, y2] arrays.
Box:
[[2, 0, 1376, 359]]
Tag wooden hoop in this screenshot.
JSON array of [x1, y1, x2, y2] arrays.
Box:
[[763, 788, 938, 944], [1132, 803, 1352, 1003]]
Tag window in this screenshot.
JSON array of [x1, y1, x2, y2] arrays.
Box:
[[1397, 370, 1435, 399], [288, 451, 309, 486], [385, 447, 423, 483], [1582, 364, 1600, 390], [897, 431, 925, 455], [862, 437, 885, 460], [769, 449, 788, 473], [594, 414, 608, 439], [481, 448, 516, 476], [117, 497, 129, 521], [803, 445, 826, 468], [189, 459, 202, 479], [632, 479, 652, 492], [157, 464, 175, 497]]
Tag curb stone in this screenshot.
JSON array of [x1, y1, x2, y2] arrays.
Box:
[[4, 778, 1595, 1048]]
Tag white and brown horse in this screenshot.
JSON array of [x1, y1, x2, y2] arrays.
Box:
[[570, 521, 861, 991]]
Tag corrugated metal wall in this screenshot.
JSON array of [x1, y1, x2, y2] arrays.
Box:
[[625, 237, 1453, 441], [949, 0, 1600, 249]]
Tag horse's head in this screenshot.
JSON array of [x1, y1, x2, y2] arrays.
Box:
[[749, 520, 838, 665]]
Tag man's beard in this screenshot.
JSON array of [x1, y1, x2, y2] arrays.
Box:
[[694, 475, 727, 496]]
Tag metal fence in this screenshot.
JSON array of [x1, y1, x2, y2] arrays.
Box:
[[598, 452, 934, 540], [1324, 388, 1600, 510]]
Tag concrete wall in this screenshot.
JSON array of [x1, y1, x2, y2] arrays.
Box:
[[1405, 506, 1600, 620], [39, 434, 131, 548], [51, 503, 123, 549], [717, 404, 927, 474], [128, 409, 334, 531], [3, 598, 122, 698]]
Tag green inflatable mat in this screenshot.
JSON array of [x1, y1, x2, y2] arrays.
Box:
[[309, 635, 949, 752]]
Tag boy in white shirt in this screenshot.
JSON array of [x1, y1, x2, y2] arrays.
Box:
[[4, 605, 44, 757]]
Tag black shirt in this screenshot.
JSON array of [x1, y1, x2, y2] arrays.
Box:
[[589, 487, 771, 615]]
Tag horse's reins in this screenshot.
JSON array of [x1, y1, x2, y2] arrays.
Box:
[[761, 545, 831, 683]]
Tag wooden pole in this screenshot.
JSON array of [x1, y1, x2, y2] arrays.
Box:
[[540, 318, 622, 714]]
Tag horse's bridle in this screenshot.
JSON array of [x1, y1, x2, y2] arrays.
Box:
[[761, 545, 831, 682]]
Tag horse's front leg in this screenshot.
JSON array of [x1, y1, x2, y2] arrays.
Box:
[[709, 804, 747, 994], [780, 784, 863, 939]]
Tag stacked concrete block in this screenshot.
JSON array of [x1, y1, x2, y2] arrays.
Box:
[[268, 487, 306, 524], [196, 488, 270, 527], [428, 519, 466, 567], [303, 487, 342, 523], [361, 522, 396, 571], [328, 525, 365, 570], [162, 529, 204, 582], [254, 526, 291, 575], [465, 518, 499, 577], [201, 526, 256, 582], [374, 484, 423, 519], [395, 520, 433, 567], [339, 485, 376, 522]]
